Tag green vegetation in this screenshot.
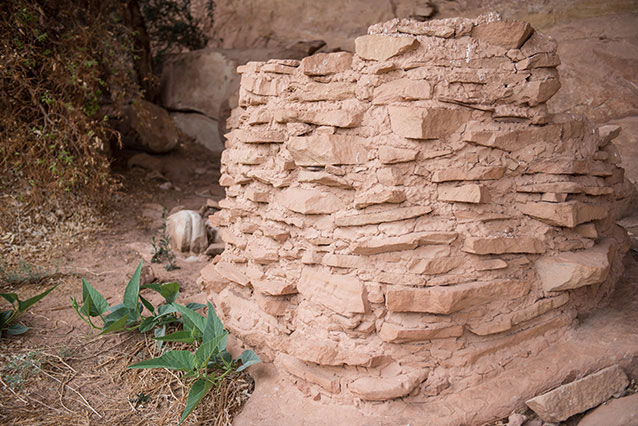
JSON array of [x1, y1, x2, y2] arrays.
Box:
[[151, 208, 179, 271], [72, 260, 260, 424], [0, 285, 57, 336]]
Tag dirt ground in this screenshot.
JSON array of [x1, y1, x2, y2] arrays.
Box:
[[0, 140, 251, 425]]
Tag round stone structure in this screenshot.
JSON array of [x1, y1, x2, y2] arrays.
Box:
[[201, 14, 630, 404]]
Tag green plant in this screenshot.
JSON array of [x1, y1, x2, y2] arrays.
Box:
[[129, 302, 260, 425], [71, 260, 199, 343], [0, 351, 42, 389], [152, 208, 178, 271], [0, 285, 57, 336]]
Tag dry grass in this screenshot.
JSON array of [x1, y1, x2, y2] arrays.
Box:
[[0, 334, 253, 425]]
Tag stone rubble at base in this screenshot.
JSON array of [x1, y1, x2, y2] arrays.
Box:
[[201, 13, 630, 403]]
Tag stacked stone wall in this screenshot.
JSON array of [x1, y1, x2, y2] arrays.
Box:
[[202, 14, 630, 401]]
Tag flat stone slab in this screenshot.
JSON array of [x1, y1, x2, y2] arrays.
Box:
[[526, 365, 629, 422], [577, 393, 638, 426]]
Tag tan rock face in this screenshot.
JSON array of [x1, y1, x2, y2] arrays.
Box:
[[536, 240, 614, 292], [201, 14, 628, 405], [472, 20, 534, 49], [286, 134, 367, 166], [355, 34, 418, 61], [388, 106, 469, 139], [297, 267, 367, 314], [526, 365, 629, 422]]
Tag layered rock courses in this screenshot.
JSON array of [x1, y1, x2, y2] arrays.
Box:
[[202, 14, 630, 402]]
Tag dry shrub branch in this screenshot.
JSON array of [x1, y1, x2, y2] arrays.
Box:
[[0, 0, 146, 262]]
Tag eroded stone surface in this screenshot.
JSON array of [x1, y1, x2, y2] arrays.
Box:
[[526, 365, 629, 422], [536, 240, 614, 292], [201, 13, 629, 408]]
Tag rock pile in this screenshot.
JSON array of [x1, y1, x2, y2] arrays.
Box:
[[202, 14, 630, 402]]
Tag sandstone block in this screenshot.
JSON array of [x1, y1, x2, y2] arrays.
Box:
[[432, 166, 506, 182], [241, 74, 289, 96], [388, 106, 469, 139], [277, 187, 345, 214], [520, 201, 608, 228], [245, 187, 270, 203], [275, 108, 363, 128], [348, 369, 428, 401], [473, 258, 508, 271], [287, 134, 367, 166], [526, 365, 629, 422], [379, 322, 463, 343], [335, 205, 432, 227], [408, 256, 462, 275], [597, 124, 622, 147], [298, 170, 353, 189], [287, 81, 355, 102], [386, 280, 529, 314], [373, 78, 432, 104], [577, 393, 638, 426], [535, 240, 614, 292], [354, 185, 406, 209], [355, 34, 418, 61], [463, 236, 546, 254], [255, 292, 289, 316], [297, 268, 366, 314], [378, 146, 419, 164], [438, 184, 490, 203], [234, 128, 287, 143], [352, 232, 457, 255], [301, 52, 353, 75], [279, 354, 341, 393], [322, 254, 365, 269], [215, 262, 250, 286], [472, 20, 533, 49], [200, 262, 228, 294]]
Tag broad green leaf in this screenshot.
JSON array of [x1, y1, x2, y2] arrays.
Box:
[[154, 330, 195, 344], [80, 278, 108, 317], [103, 306, 132, 326], [0, 293, 18, 305], [17, 285, 57, 314], [139, 295, 155, 314], [6, 323, 29, 335], [137, 316, 157, 333], [123, 261, 143, 317], [172, 303, 206, 335], [100, 314, 128, 334], [236, 350, 260, 372], [195, 332, 227, 368], [154, 325, 166, 350], [0, 310, 12, 328], [128, 350, 195, 372], [156, 304, 177, 316], [203, 302, 226, 352], [179, 378, 215, 425], [185, 302, 206, 311], [159, 282, 180, 304]]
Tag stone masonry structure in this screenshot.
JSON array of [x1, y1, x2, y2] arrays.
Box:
[[201, 14, 630, 403]]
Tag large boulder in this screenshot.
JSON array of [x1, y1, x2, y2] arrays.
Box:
[[119, 99, 180, 153], [170, 112, 225, 155]]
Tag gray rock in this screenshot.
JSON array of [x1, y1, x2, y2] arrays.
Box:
[[166, 210, 208, 254], [170, 112, 225, 154]]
